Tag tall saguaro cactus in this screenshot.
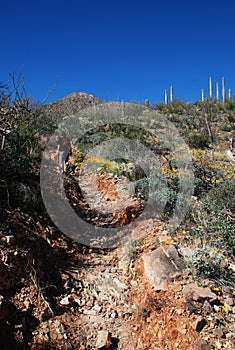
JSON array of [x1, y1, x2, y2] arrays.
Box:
[[201, 89, 205, 102], [222, 77, 225, 103], [164, 90, 168, 105], [228, 88, 232, 101], [170, 86, 173, 104], [209, 77, 213, 100], [216, 82, 220, 102]]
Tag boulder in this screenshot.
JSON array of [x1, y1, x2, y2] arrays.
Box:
[[183, 283, 217, 303], [143, 245, 184, 290]]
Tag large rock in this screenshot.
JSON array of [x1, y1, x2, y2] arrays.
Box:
[[183, 283, 217, 303], [143, 245, 184, 290]]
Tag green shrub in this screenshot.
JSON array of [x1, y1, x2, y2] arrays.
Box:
[[187, 131, 211, 149], [220, 124, 232, 132], [208, 180, 235, 213], [190, 248, 222, 279], [189, 247, 235, 286]]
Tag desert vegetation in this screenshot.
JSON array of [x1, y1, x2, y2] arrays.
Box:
[[0, 74, 235, 349]]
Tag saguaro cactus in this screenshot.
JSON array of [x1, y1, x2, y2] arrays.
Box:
[[209, 77, 213, 100], [164, 90, 168, 105], [228, 88, 232, 101], [216, 82, 220, 102], [201, 89, 205, 102], [170, 86, 173, 104], [222, 77, 225, 103]]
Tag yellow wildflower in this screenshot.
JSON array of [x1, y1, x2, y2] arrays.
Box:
[[221, 306, 229, 312], [165, 239, 175, 245]]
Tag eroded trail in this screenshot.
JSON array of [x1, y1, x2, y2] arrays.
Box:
[[32, 168, 145, 349], [32, 245, 138, 349], [2, 168, 235, 350]]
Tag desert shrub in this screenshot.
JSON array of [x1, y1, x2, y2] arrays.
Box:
[[126, 239, 143, 262], [0, 73, 53, 211], [188, 191, 234, 253], [190, 248, 223, 279], [168, 100, 187, 114], [191, 149, 235, 196], [0, 74, 54, 161], [207, 180, 235, 214], [220, 124, 232, 132], [189, 248, 235, 286], [187, 131, 211, 149], [225, 101, 235, 111]]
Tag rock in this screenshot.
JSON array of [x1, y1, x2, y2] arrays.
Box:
[[118, 258, 129, 273], [60, 296, 74, 306], [5, 235, 15, 244], [192, 316, 207, 332], [157, 235, 173, 243], [227, 298, 235, 306], [203, 300, 213, 313], [83, 309, 97, 315], [110, 311, 118, 318], [214, 305, 220, 312], [130, 280, 138, 287], [178, 246, 195, 259], [143, 245, 184, 290], [113, 277, 128, 291], [213, 327, 224, 337], [183, 283, 217, 303], [193, 339, 214, 349], [214, 339, 222, 349], [96, 330, 112, 349], [93, 304, 102, 313]]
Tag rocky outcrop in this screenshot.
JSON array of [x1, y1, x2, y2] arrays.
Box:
[[42, 92, 103, 121]]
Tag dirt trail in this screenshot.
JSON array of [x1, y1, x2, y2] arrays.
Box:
[[2, 168, 235, 349]]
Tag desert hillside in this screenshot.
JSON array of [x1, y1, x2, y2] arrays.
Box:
[[0, 84, 235, 349]]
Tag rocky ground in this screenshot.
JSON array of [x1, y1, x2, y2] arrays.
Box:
[[1, 164, 235, 350]]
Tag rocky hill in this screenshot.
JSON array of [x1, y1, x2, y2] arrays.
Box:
[[42, 92, 103, 121]]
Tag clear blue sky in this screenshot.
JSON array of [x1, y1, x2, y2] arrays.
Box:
[[2, 0, 235, 104]]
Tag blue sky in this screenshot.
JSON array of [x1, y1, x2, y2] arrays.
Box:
[[2, 0, 235, 104]]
